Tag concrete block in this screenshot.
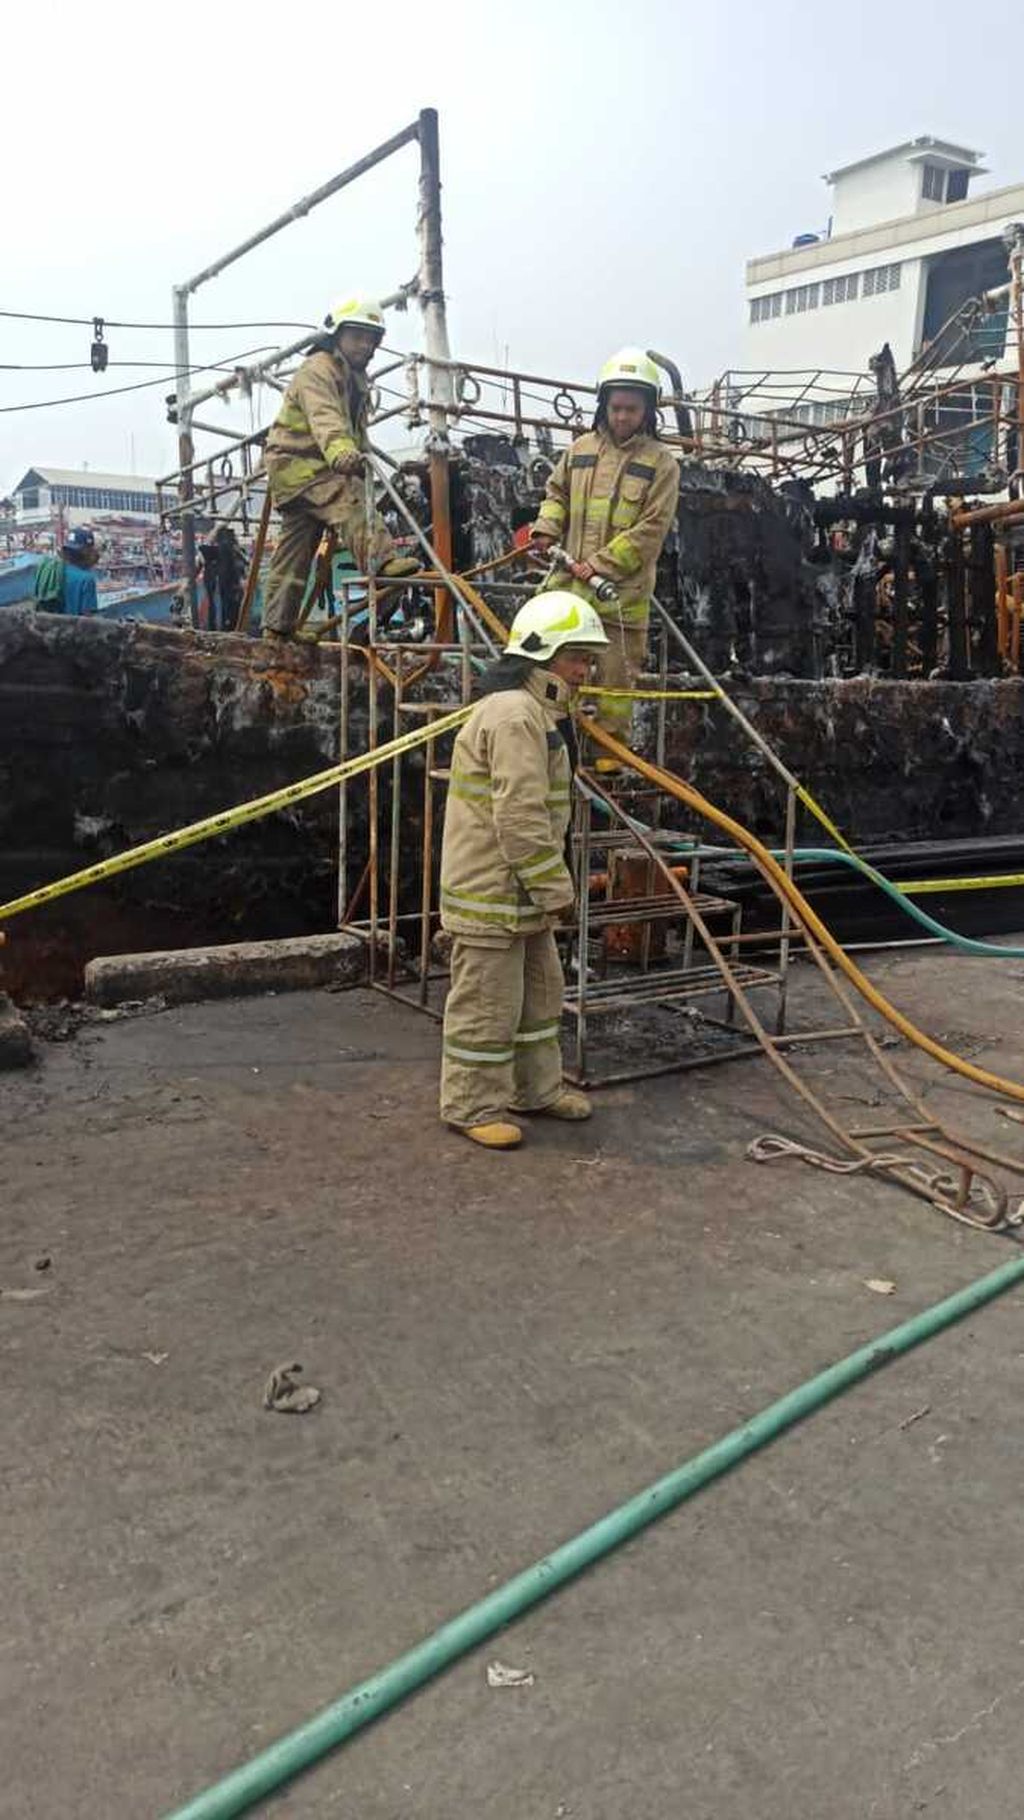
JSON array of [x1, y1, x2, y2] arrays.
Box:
[[84, 932, 367, 1009], [0, 993, 34, 1069]]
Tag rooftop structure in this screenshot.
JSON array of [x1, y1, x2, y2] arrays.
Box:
[[744, 138, 1022, 393], [11, 466, 162, 526]]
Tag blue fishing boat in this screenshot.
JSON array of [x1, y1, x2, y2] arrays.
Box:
[[0, 553, 41, 607]]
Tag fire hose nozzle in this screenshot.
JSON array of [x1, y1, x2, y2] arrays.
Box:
[[547, 546, 619, 604]]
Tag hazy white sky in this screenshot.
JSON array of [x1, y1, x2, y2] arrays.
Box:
[[2, 0, 1020, 490]]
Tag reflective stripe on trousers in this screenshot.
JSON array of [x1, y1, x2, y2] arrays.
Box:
[[262, 483, 398, 635], [441, 930, 565, 1128], [591, 617, 649, 736]]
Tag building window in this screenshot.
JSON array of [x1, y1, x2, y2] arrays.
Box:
[[823, 273, 859, 306], [20, 488, 39, 512], [750, 292, 783, 324], [862, 262, 901, 298], [922, 163, 945, 203], [785, 281, 820, 315], [945, 167, 969, 204]]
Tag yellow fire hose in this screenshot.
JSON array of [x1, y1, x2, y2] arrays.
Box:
[[579, 716, 1024, 1108]]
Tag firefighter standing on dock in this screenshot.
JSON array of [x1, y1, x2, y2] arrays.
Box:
[[530, 348, 680, 754], [439, 592, 609, 1149], [261, 297, 417, 641]]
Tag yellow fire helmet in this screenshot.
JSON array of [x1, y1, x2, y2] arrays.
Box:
[[597, 347, 660, 396], [324, 297, 386, 337], [505, 591, 610, 663]]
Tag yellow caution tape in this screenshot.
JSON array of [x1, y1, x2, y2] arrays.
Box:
[[0, 705, 473, 926], [899, 873, 1024, 895], [585, 687, 718, 701], [795, 784, 854, 856]]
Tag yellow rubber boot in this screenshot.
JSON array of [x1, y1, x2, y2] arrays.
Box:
[[459, 1120, 523, 1150], [520, 1090, 592, 1122], [380, 556, 420, 579]]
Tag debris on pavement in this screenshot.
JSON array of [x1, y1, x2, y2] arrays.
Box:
[[864, 1278, 897, 1295], [486, 1660, 535, 1689], [263, 1360, 322, 1414]]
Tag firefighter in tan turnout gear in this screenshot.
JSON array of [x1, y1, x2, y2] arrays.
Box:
[[439, 593, 609, 1150], [530, 348, 680, 756], [261, 296, 417, 640]]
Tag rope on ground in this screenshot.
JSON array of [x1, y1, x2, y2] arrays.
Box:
[[747, 1134, 1023, 1231], [747, 1133, 916, 1175]]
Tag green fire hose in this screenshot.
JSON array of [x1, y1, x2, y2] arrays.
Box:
[[578, 783, 1024, 962], [784, 846, 1024, 959], [163, 1249, 1024, 1819]]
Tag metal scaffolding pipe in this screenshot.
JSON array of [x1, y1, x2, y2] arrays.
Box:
[[170, 117, 425, 613], [416, 107, 455, 637], [950, 499, 1024, 530], [180, 121, 421, 296]]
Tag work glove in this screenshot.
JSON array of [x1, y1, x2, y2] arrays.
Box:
[[332, 451, 365, 477]]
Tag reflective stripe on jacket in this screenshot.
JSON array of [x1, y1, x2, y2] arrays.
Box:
[[532, 429, 680, 625], [440, 669, 575, 939], [264, 349, 369, 506]]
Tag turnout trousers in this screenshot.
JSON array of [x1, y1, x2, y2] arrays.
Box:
[[263, 475, 399, 635], [441, 930, 565, 1128], [592, 612, 648, 738]]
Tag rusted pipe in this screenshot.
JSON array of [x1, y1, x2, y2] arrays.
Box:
[[234, 491, 272, 632], [950, 499, 1024, 530]]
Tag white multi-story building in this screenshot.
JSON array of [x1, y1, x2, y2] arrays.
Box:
[[743, 137, 1023, 424]]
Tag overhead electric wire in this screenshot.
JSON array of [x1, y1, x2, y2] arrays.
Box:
[[0, 355, 275, 373], [0, 309, 316, 331], [0, 345, 276, 413]]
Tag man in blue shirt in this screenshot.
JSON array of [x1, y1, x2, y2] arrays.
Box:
[[34, 527, 100, 616]]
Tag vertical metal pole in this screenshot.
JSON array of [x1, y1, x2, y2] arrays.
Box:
[[995, 541, 1010, 665], [775, 784, 796, 1036], [368, 578, 380, 984], [337, 586, 351, 925], [575, 783, 591, 1085], [457, 599, 472, 704], [1015, 243, 1024, 493], [891, 523, 911, 678], [682, 844, 699, 975], [172, 284, 198, 617], [417, 108, 455, 642], [947, 532, 969, 680], [419, 717, 437, 1007], [387, 650, 404, 988], [654, 614, 668, 833]]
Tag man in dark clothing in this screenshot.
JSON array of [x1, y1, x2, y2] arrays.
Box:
[[199, 523, 247, 631]]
